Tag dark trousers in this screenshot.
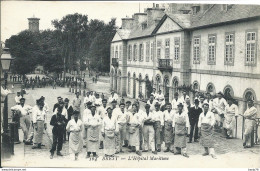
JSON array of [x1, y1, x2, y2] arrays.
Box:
[[189, 120, 199, 141], [50, 133, 63, 153]]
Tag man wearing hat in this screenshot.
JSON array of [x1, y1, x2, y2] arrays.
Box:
[[101, 107, 119, 157], [85, 104, 101, 158], [212, 91, 227, 130], [11, 98, 33, 143], [223, 97, 238, 139], [66, 111, 83, 160], [108, 91, 119, 104], [243, 99, 257, 148], [128, 103, 142, 156], [163, 103, 174, 153], [72, 92, 82, 112], [147, 94, 156, 112], [142, 103, 157, 154], [172, 102, 189, 158], [171, 92, 183, 112], [113, 103, 128, 153], [152, 102, 164, 152], [188, 99, 202, 143], [32, 99, 47, 149], [198, 101, 217, 159]]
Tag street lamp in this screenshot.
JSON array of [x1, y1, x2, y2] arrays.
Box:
[[1, 47, 14, 159]]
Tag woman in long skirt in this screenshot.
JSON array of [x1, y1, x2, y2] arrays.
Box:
[[66, 111, 83, 160]]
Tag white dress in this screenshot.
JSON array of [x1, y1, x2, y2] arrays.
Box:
[[66, 119, 83, 154]]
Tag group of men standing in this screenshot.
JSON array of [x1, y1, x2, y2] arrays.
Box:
[[10, 87, 258, 161]]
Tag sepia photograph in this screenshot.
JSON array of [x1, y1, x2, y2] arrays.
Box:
[[1, 0, 260, 168]]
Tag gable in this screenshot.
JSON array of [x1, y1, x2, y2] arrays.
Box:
[[156, 17, 182, 34], [112, 32, 122, 42]]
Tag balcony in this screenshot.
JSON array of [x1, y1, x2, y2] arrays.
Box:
[[158, 59, 173, 72], [111, 58, 119, 68]]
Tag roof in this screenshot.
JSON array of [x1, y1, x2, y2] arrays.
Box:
[[117, 29, 131, 39], [191, 4, 260, 28], [128, 23, 157, 39], [167, 13, 191, 28]]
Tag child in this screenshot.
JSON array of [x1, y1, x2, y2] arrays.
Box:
[[66, 111, 83, 160], [50, 106, 67, 159]]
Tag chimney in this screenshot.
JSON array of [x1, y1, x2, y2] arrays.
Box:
[[121, 18, 134, 30], [146, 7, 165, 27], [133, 13, 147, 28], [220, 4, 228, 11]]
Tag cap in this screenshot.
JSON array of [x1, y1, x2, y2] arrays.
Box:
[[154, 102, 160, 107], [57, 96, 62, 99], [126, 101, 131, 104], [119, 103, 125, 106], [174, 92, 179, 96], [112, 99, 117, 103], [145, 104, 151, 108], [73, 110, 80, 115], [203, 101, 209, 106], [64, 98, 69, 102], [194, 99, 200, 104], [40, 96, 45, 100], [106, 106, 112, 111], [86, 101, 92, 105], [91, 104, 96, 108], [177, 102, 184, 107], [20, 98, 25, 101]]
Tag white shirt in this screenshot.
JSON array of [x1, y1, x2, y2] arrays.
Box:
[[94, 97, 102, 106], [66, 119, 83, 132], [15, 95, 22, 104], [128, 112, 142, 126], [32, 106, 47, 124], [180, 95, 190, 103], [164, 110, 175, 122], [102, 115, 118, 132], [83, 96, 92, 104], [172, 111, 190, 128], [85, 112, 102, 127], [212, 98, 227, 114], [152, 110, 164, 126], [198, 111, 215, 127], [243, 106, 257, 119], [11, 104, 32, 116], [98, 106, 108, 119], [83, 108, 91, 123], [53, 107, 68, 119], [112, 109, 128, 125], [108, 94, 119, 103], [146, 100, 156, 112], [171, 98, 184, 111], [151, 92, 159, 99], [225, 104, 238, 117], [202, 99, 213, 111]]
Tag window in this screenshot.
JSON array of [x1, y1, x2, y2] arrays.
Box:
[[165, 39, 170, 58], [157, 40, 162, 59], [172, 78, 178, 97], [139, 44, 144, 61], [111, 46, 114, 58], [119, 45, 122, 61], [225, 33, 235, 65], [193, 37, 200, 64], [174, 37, 180, 62], [133, 44, 137, 61], [151, 42, 154, 61], [146, 42, 150, 62], [128, 73, 131, 94], [246, 32, 257, 65], [208, 35, 216, 64], [128, 45, 132, 61], [115, 45, 118, 58]]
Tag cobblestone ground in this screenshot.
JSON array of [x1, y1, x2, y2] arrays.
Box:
[[2, 75, 260, 168]]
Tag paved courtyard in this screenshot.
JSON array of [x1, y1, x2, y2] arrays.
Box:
[[2, 76, 260, 168]]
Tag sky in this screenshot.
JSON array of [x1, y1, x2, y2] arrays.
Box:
[[1, 1, 259, 42], [1, 1, 154, 42]]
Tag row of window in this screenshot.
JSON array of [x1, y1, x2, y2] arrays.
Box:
[[111, 45, 123, 60], [193, 31, 257, 65]]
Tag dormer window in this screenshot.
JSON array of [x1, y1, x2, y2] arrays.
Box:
[[192, 6, 200, 15], [141, 23, 147, 30]]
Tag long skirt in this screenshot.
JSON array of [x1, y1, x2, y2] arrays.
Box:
[[223, 114, 236, 136], [69, 131, 83, 154], [34, 120, 44, 144], [86, 126, 99, 152], [164, 121, 174, 144], [104, 130, 116, 155], [200, 123, 214, 148], [129, 126, 139, 147], [174, 123, 186, 148]]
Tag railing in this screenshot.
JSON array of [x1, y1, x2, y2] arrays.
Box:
[[111, 58, 119, 68], [158, 59, 173, 71]]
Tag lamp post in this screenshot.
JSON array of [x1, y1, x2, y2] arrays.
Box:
[[1, 47, 14, 159]]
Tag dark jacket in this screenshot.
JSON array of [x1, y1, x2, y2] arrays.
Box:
[[189, 106, 203, 123], [50, 114, 67, 134]]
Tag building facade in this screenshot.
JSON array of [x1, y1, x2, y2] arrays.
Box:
[[110, 4, 260, 138]]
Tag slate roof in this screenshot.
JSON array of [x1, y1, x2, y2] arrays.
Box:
[[191, 4, 260, 28], [167, 13, 191, 28], [117, 29, 131, 40], [127, 23, 157, 39]]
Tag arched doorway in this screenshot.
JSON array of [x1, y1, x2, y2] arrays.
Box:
[[138, 74, 143, 99], [172, 77, 179, 98], [114, 70, 117, 92], [155, 75, 161, 92], [223, 85, 234, 99], [133, 73, 136, 99], [118, 70, 121, 95], [128, 72, 131, 95], [206, 82, 215, 95], [111, 69, 114, 90], [163, 75, 170, 103]]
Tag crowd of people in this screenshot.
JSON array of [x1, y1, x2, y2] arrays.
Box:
[[10, 88, 258, 161]]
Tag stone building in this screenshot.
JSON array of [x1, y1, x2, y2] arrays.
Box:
[[110, 4, 260, 138]]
